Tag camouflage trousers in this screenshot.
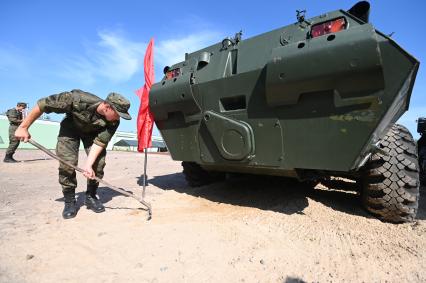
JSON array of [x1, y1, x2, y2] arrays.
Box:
[[56, 121, 107, 193], [6, 125, 20, 155]]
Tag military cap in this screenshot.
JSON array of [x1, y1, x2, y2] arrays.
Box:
[[105, 92, 131, 120], [17, 102, 27, 108]]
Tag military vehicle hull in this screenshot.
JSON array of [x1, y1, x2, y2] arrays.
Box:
[[418, 118, 426, 186], [150, 2, 420, 223]]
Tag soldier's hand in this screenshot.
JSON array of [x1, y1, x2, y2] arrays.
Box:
[[15, 126, 31, 142], [83, 166, 96, 180]]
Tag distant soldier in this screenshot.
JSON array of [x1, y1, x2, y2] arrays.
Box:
[[3, 102, 27, 163], [14, 90, 131, 219]]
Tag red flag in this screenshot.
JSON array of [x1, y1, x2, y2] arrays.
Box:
[[136, 38, 155, 151]]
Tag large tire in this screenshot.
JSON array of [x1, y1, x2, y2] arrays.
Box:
[[182, 161, 225, 187], [362, 124, 420, 223]]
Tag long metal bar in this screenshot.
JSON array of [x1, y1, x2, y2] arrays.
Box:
[[142, 148, 148, 198], [28, 139, 152, 220]]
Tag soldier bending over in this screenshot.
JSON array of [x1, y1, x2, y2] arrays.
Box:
[[14, 90, 131, 219]]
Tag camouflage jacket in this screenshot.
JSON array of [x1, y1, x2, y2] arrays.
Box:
[[6, 108, 23, 126], [37, 89, 119, 147]]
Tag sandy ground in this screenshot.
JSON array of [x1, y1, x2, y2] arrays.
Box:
[[0, 149, 425, 283]]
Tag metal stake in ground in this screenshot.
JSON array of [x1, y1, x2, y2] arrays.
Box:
[[142, 148, 148, 198], [28, 139, 152, 220]]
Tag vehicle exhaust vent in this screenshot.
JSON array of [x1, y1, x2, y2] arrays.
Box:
[[220, 95, 246, 111]]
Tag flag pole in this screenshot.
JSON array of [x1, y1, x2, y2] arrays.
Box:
[[142, 147, 148, 198], [137, 38, 154, 200]]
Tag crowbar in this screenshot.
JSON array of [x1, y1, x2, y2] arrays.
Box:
[[28, 139, 152, 220]]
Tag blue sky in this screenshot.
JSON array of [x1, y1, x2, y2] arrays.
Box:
[[1, 0, 425, 137]]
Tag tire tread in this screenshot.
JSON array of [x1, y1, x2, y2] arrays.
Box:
[[362, 124, 420, 223]]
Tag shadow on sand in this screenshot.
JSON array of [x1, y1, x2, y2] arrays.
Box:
[[53, 172, 426, 221], [54, 186, 145, 211], [284, 277, 307, 283], [148, 172, 379, 219]]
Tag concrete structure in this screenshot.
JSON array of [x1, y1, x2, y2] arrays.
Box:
[[0, 115, 165, 152]]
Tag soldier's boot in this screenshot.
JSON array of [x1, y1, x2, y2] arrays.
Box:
[[84, 186, 105, 213], [62, 190, 77, 219], [3, 154, 18, 163]]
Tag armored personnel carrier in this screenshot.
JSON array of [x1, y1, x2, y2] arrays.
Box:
[[150, 1, 420, 223]]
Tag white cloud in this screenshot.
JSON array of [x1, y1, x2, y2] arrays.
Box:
[[60, 31, 146, 84], [156, 32, 220, 67], [96, 31, 146, 81], [60, 30, 221, 85]]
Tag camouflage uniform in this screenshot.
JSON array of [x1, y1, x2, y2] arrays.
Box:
[[5, 108, 23, 156], [37, 89, 119, 194]]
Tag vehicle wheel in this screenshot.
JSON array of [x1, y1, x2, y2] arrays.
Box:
[[361, 124, 420, 223], [182, 161, 225, 187]]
